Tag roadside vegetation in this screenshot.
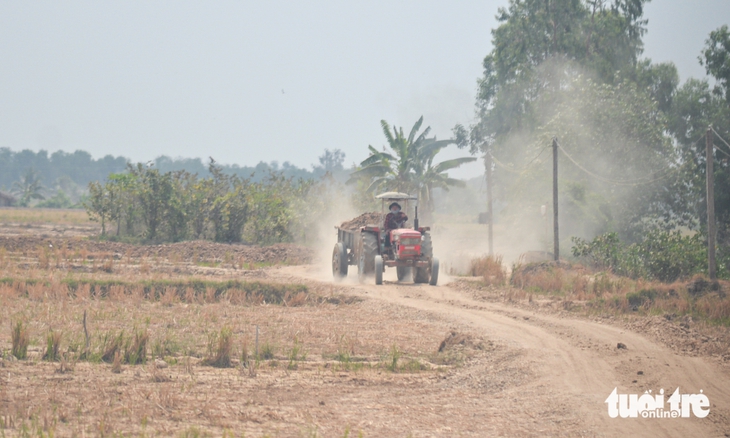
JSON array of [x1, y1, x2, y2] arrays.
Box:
[[467, 254, 730, 326]]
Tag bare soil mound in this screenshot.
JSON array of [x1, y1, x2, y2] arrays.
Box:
[[0, 236, 313, 264], [340, 212, 381, 230], [438, 331, 483, 352]]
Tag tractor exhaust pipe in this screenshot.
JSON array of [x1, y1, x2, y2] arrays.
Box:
[[414, 206, 419, 230]]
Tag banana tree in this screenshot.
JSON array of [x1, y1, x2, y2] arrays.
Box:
[[349, 116, 475, 218], [413, 137, 476, 215]]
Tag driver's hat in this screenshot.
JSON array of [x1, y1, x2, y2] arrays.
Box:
[[389, 202, 401, 211]]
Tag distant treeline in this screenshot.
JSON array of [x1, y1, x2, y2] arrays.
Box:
[[0, 148, 127, 192], [0, 147, 347, 197]]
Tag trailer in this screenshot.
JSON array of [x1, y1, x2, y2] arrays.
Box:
[[332, 192, 439, 285]]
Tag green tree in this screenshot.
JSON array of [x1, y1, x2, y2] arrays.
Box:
[[456, 0, 684, 243], [659, 25, 730, 261], [349, 117, 475, 217], [128, 164, 175, 242], [12, 168, 46, 207], [35, 190, 72, 209], [474, 0, 650, 144], [700, 24, 730, 102], [86, 181, 110, 235]]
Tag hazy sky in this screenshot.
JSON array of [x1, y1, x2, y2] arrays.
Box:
[[1, 1, 728, 179]]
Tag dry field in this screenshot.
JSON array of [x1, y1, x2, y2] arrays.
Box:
[[0, 210, 729, 437]]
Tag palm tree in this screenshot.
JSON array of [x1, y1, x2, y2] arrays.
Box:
[[12, 168, 45, 207], [349, 116, 476, 217], [412, 137, 476, 214]]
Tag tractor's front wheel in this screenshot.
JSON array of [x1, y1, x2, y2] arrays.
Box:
[[332, 243, 348, 280], [374, 255, 384, 285]]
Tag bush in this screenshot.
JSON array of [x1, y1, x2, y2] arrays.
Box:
[[626, 289, 658, 307], [572, 229, 711, 282]]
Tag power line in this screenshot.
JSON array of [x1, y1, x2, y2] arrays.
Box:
[[489, 144, 551, 175], [710, 126, 730, 159], [555, 140, 677, 186], [489, 153, 523, 174]]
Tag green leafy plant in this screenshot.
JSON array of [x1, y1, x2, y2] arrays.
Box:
[[572, 229, 710, 282]]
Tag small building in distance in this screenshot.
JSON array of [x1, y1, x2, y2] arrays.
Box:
[[0, 191, 16, 207]]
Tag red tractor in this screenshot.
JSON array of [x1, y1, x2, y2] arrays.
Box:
[[332, 192, 439, 285]]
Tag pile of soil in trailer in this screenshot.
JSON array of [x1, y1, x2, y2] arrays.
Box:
[[340, 212, 381, 230]]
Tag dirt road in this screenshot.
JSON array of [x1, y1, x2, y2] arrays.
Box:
[[276, 265, 730, 437]]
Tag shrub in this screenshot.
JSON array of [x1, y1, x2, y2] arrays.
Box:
[[626, 289, 658, 307], [572, 229, 709, 282]]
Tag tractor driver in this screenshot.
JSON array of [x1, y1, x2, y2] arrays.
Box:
[[384, 202, 408, 235]]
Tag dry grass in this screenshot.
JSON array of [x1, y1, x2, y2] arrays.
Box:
[[0, 277, 311, 306], [111, 351, 122, 373], [505, 260, 730, 325], [0, 221, 497, 436], [0, 207, 92, 225], [0, 287, 468, 436], [101, 331, 125, 363], [469, 255, 507, 286], [202, 327, 234, 368], [126, 328, 149, 365], [42, 329, 62, 361]]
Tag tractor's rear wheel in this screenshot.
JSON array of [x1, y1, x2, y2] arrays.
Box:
[[332, 243, 348, 280], [374, 255, 384, 285], [358, 232, 379, 283], [420, 233, 433, 258], [396, 266, 412, 282], [429, 257, 439, 286], [414, 265, 430, 283]]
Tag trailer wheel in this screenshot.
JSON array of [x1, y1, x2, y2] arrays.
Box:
[[332, 243, 348, 280], [358, 232, 378, 283], [374, 255, 384, 285], [429, 257, 439, 286], [396, 266, 412, 282]]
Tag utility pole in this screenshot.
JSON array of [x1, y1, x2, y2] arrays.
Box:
[[706, 128, 717, 279], [485, 152, 494, 256], [552, 138, 559, 262]]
